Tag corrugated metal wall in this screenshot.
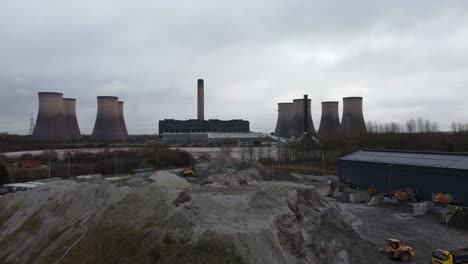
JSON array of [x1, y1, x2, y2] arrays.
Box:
[[339, 160, 468, 205]]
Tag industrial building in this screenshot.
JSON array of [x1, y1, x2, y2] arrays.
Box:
[[161, 132, 265, 144], [159, 119, 249, 134], [159, 79, 250, 137], [339, 149, 468, 205]]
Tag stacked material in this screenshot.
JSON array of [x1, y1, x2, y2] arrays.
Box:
[[413, 201, 434, 216]]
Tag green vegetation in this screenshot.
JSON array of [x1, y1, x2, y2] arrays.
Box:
[[5, 146, 194, 182]]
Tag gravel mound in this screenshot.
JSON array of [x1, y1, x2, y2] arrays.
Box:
[[149, 171, 191, 190], [0, 175, 388, 264]]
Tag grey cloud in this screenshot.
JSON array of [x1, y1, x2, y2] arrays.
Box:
[[1, 0, 468, 134]]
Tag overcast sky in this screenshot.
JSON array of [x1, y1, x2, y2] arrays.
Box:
[[1, 0, 468, 134]]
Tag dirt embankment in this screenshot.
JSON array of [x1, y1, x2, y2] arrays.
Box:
[[0, 158, 389, 264]]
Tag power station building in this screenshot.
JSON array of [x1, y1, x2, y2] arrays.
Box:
[[159, 79, 251, 143], [159, 119, 249, 134], [339, 149, 468, 205]]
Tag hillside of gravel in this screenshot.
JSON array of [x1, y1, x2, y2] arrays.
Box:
[[0, 160, 389, 264]]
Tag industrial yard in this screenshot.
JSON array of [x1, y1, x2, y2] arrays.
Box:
[[1, 156, 467, 264], [2, 1, 468, 264], [340, 202, 468, 264]]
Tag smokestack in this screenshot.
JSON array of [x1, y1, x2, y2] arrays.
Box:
[[291, 98, 316, 137], [63, 98, 82, 141], [118, 101, 128, 139], [318, 101, 340, 138], [340, 97, 367, 137], [32, 92, 68, 142], [91, 96, 125, 141], [303, 95, 308, 133], [274, 102, 293, 138], [197, 79, 204, 121]]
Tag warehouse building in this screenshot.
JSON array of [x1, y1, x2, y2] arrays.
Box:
[[339, 149, 468, 205]]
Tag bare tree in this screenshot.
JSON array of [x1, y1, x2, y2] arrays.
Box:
[[406, 119, 416, 133]]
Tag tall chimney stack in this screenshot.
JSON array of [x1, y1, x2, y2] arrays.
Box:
[[197, 79, 204, 121], [303, 95, 309, 134]]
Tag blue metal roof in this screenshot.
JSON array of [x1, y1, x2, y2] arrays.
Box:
[[340, 149, 468, 170]]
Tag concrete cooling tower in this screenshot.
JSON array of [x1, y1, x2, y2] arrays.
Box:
[[63, 98, 82, 141], [91, 96, 125, 141], [340, 97, 367, 137], [318, 101, 341, 138], [32, 92, 68, 142], [291, 98, 316, 137], [274, 102, 293, 138], [118, 101, 128, 139]]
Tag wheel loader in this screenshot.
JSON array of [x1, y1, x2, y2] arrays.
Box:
[[379, 239, 414, 262]]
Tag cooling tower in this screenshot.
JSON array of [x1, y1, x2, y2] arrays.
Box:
[[274, 102, 293, 138], [340, 97, 367, 137], [318, 101, 341, 138], [32, 92, 68, 142], [291, 98, 316, 137], [63, 98, 82, 141], [91, 96, 125, 141], [118, 101, 128, 139], [197, 79, 204, 121]]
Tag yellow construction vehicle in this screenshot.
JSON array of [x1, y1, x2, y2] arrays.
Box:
[[432, 248, 468, 264], [182, 168, 194, 177], [379, 239, 414, 262]]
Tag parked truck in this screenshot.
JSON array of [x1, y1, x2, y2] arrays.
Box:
[[432, 248, 468, 264]]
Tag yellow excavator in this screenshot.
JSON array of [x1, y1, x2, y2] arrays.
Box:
[[380, 239, 415, 262]]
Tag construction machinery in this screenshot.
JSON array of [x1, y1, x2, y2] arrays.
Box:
[[379, 239, 414, 262], [433, 193, 459, 207], [432, 248, 468, 264], [182, 168, 194, 177], [396, 189, 415, 202]]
